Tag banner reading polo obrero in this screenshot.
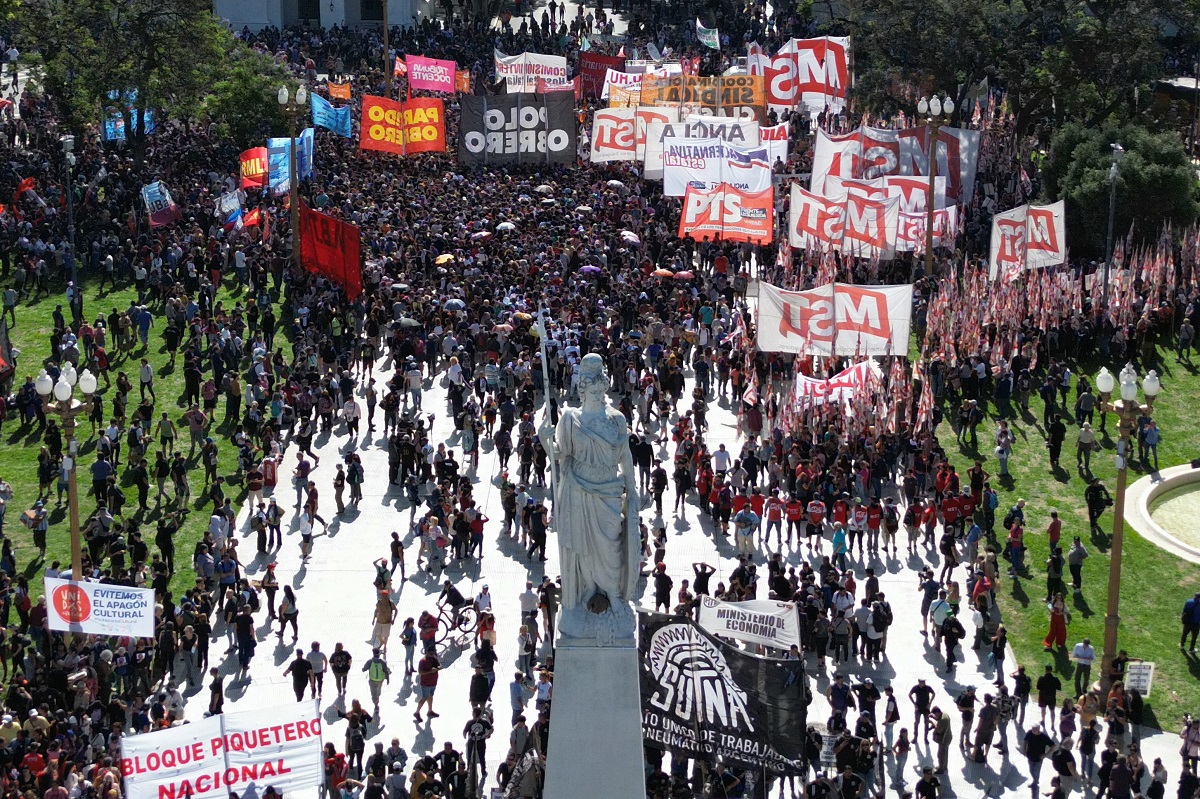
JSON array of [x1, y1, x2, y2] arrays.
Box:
[[678, 183, 773, 244], [988, 200, 1066, 281], [748, 37, 851, 114], [120, 700, 324, 799], [45, 577, 155, 638], [359, 96, 447, 155], [696, 596, 799, 649], [406, 55, 457, 93], [459, 93, 576, 166], [493, 50, 568, 93], [757, 281, 913, 356]]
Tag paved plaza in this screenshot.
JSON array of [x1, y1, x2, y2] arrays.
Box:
[[188, 348, 1184, 798]]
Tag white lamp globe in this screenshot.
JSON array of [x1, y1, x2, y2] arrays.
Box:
[[52, 378, 72, 402], [34, 370, 53, 397]]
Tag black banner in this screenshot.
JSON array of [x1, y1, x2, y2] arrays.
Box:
[[638, 612, 809, 776], [459, 93, 577, 166]]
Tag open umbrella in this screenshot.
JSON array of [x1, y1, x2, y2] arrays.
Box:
[[397, 317, 421, 328], [444, 298, 466, 311], [673, 270, 695, 280], [496, 221, 517, 232], [627, 330, 643, 339], [540, 198, 557, 206], [606, 179, 626, 189], [435, 254, 455, 265], [576, 205, 593, 213], [493, 323, 514, 333], [620, 230, 641, 245], [535, 184, 554, 194], [471, 231, 492, 240], [652, 268, 674, 277], [514, 312, 533, 320], [579, 265, 603, 275], [394, 283, 410, 291]]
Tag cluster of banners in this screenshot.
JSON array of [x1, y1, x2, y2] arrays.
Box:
[[678, 184, 774, 244], [45, 577, 155, 638], [641, 74, 768, 123], [120, 700, 323, 799], [811, 125, 981, 202], [141, 181, 182, 228], [459, 93, 577, 165], [756, 281, 914, 356], [494, 50, 569, 92], [639, 613, 808, 777], [695, 597, 800, 649], [747, 37, 851, 114], [662, 137, 771, 197], [299, 203, 362, 300], [214, 190, 261, 233], [789, 181, 959, 258], [359, 96, 447, 155], [790, 360, 878, 406], [988, 200, 1067, 281]]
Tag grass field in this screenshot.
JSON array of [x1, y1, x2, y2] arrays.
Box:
[[936, 337, 1200, 727], [3, 275, 259, 599]]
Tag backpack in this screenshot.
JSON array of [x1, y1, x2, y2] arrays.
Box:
[[1002, 509, 1016, 530]]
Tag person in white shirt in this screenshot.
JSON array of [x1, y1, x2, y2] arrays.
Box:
[[342, 398, 361, 437], [1071, 637, 1095, 696], [475, 586, 492, 613], [713, 444, 732, 474]]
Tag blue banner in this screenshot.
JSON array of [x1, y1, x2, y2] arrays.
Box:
[[266, 129, 314, 196], [141, 181, 182, 228], [310, 94, 352, 137], [102, 108, 156, 142]]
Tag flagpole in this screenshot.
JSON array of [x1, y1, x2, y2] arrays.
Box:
[[383, 0, 392, 99]]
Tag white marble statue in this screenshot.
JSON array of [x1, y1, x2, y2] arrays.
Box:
[[539, 353, 640, 643]]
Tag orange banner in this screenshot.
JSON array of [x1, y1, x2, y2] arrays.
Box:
[[678, 183, 774, 244], [327, 82, 351, 100], [641, 74, 767, 124], [456, 70, 472, 93], [359, 96, 447, 156]]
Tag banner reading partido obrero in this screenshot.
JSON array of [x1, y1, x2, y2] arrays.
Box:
[[120, 700, 324, 799], [45, 577, 156, 638]]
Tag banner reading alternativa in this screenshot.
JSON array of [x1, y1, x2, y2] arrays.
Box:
[[639, 612, 808, 776], [120, 700, 324, 799]]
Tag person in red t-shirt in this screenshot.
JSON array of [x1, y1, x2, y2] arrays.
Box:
[[749, 489, 766, 518], [832, 494, 851, 527], [921, 502, 938, 548], [785, 495, 804, 545], [941, 494, 961, 538], [956, 490, 978, 536], [731, 490, 750, 515], [865, 498, 883, 554], [805, 498, 826, 551], [764, 489, 785, 548]]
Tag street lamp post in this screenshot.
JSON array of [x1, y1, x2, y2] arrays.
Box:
[[1094, 363, 1160, 692], [61, 135, 79, 321], [917, 94, 954, 278], [1102, 143, 1125, 310], [34, 366, 97, 581], [277, 85, 308, 273], [382, 1, 392, 98]]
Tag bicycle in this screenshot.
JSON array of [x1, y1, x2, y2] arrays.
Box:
[[434, 602, 479, 644]]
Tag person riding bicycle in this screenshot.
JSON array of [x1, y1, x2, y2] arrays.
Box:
[[439, 580, 468, 620]]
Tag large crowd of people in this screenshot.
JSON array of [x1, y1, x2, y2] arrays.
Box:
[[0, 1, 1195, 798]]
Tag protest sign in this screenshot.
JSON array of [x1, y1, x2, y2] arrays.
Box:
[[696, 596, 800, 649], [757, 281, 913, 356], [45, 578, 155, 638]]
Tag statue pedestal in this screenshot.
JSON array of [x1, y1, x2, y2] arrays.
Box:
[[544, 641, 646, 799]]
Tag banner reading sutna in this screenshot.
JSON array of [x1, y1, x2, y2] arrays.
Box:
[[120, 700, 324, 799]]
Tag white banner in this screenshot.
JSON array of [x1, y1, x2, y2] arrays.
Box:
[[756, 281, 914, 356], [896, 207, 959, 253], [600, 68, 642, 100], [761, 122, 789, 168], [810, 125, 981, 202], [493, 50, 569, 93], [988, 200, 1066, 281], [696, 596, 800, 649], [45, 577, 155, 638], [791, 361, 878, 406], [590, 107, 679, 162], [749, 37, 851, 113], [120, 701, 324, 799], [663, 138, 772, 197], [826, 175, 947, 212], [644, 118, 760, 180], [788, 184, 900, 259]]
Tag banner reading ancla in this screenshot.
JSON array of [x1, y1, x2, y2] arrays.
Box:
[[120, 700, 324, 799], [45, 577, 155, 638], [696, 596, 800, 649]]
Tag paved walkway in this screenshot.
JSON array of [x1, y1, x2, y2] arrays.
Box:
[[181, 351, 1186, 798]]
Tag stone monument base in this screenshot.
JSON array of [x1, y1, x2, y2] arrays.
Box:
[[544, 642, 646, 799]]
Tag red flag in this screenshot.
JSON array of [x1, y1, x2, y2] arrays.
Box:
[[299, 202, 362, 300], [242, 208, 261, 227]]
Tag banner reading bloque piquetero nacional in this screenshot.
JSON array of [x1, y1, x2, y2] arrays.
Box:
[[459, 93, 576, 166], [120, 700, 324, 799], [45, 577, 156, 638]]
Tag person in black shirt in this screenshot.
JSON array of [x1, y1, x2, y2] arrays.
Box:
[[439, 581, 466, 612], [835, 764, 864, 798], [653, 564, 674, 612], [436, 742, 463, 783], [692, 562, 715, 596], [282, 649, 313, 702]]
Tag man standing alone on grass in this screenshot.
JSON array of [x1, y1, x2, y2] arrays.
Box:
[[1181, 593, 1200, 651]]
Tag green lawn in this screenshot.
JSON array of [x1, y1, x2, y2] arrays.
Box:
[[937, 335, 1200, 727], [3, 275, 261, 598]]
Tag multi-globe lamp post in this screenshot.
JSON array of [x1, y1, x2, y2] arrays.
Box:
[[916, 93, 954, 276]]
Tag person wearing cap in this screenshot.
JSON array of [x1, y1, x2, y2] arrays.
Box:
[[363, 647, 391, 713]]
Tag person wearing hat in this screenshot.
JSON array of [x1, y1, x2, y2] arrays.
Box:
[[363, 647, 391, 714]]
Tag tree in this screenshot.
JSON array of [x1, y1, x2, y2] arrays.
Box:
[[201, 46, 296, 148], [1042, 122, 1200, 255]]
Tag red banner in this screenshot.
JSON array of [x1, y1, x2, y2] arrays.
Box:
[[299, 203, 362, 300], [579, 52, 624, 98], [406, 55, 457, 93], [456, 71, 472, 93], [536, 76, 581, 101], [240, 147, 267, 190], [359, 96, 447, 156], [678, 183, 774, 244]]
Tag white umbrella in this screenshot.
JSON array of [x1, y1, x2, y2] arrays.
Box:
[[576, 206, 593, 213], [535, 184, 554, 194], [496, 221, 517, 231], [620, 230, 640, 244], [606, 180, 626, 189]]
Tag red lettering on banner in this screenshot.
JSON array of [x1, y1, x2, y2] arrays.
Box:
[[157, 761, 294, 799], [776, 288, 892, 342], [593, 111, 635, 153], [844, 196, 886, 249], [1026, 208, 1058, 252], [996, 218, 1026, 266]]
